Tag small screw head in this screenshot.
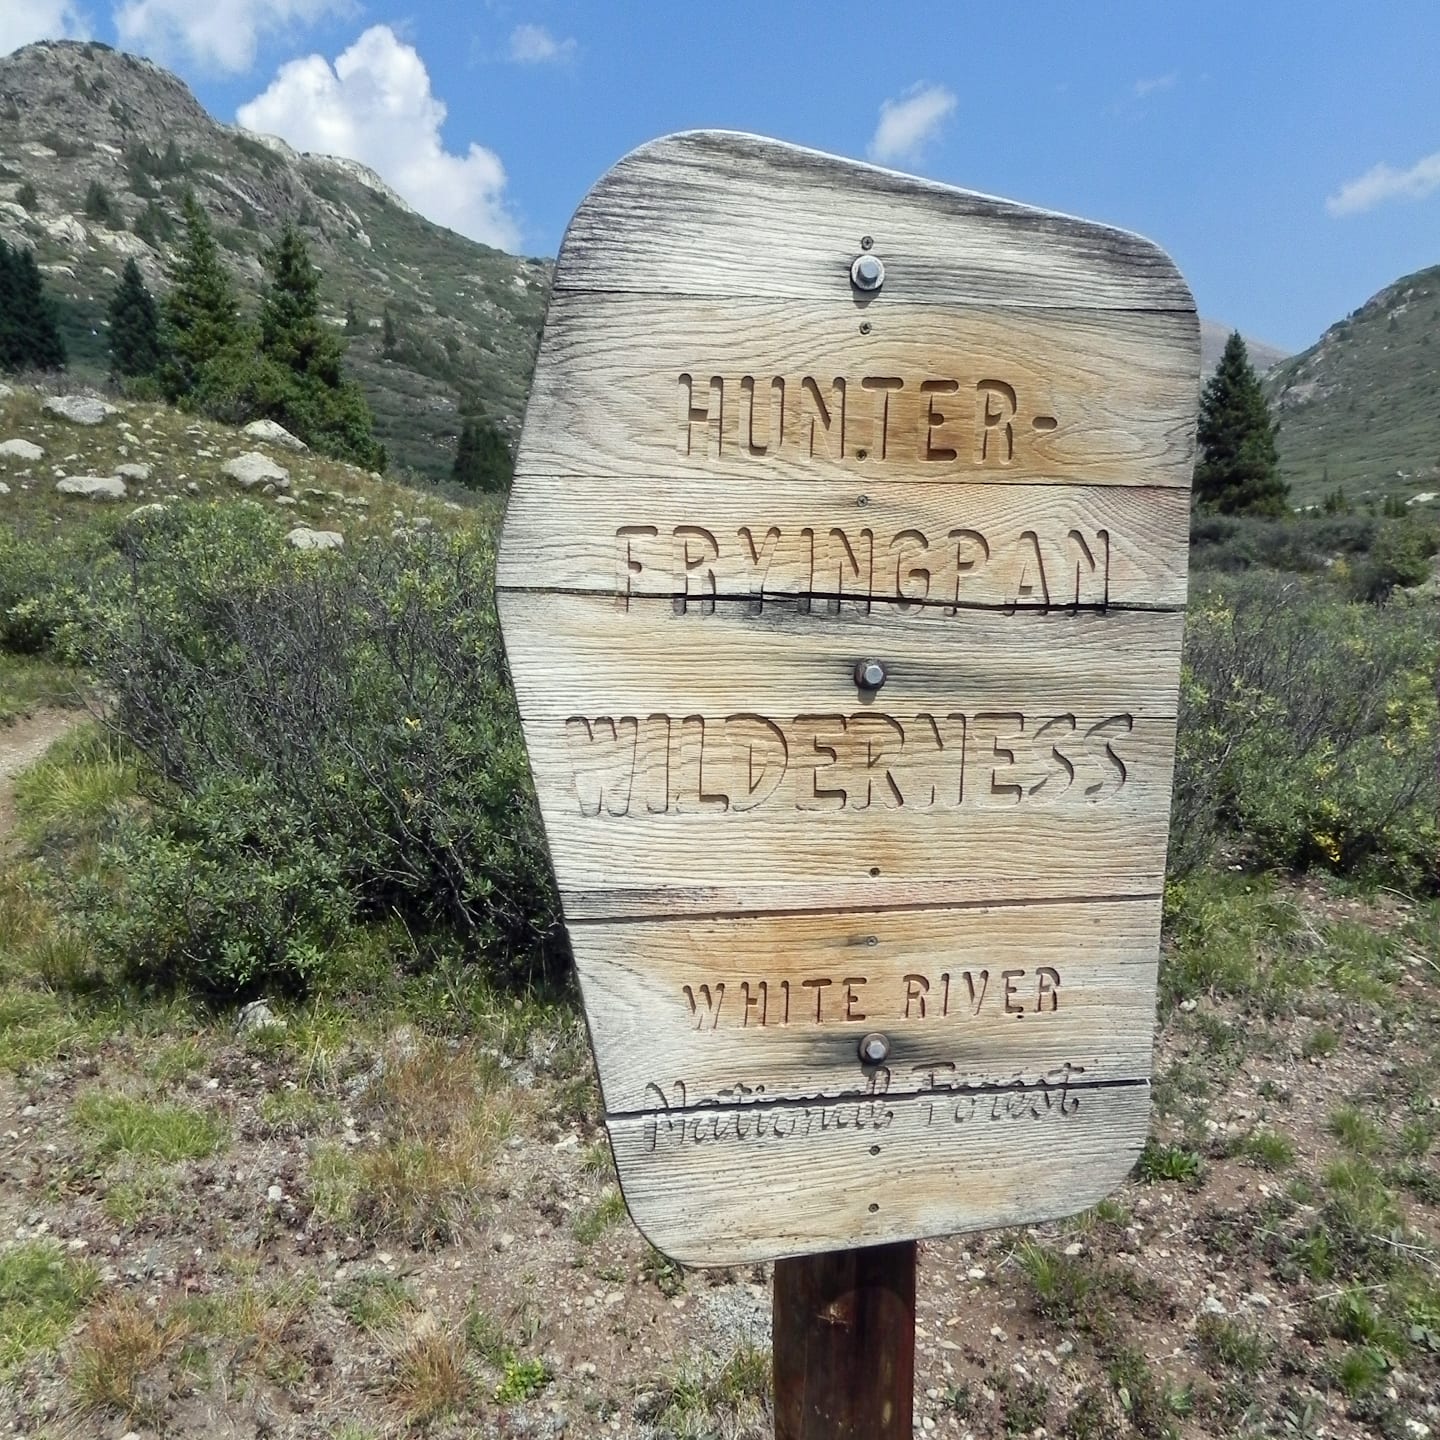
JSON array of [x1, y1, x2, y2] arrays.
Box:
[[850, 253, 885, 291], [853, 657, 887, 690], [859, 321, 871, 334], [859, 1032, 890, 1065], [860, 235, 874, 250]]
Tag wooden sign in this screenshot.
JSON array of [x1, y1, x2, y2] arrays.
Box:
[[497, 131, 1197, 1267]]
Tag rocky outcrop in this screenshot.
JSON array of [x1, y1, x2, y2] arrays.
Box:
[[242, 419, 307, 451], [56, 475, 127, 500], [43, 395, 118, 425], [286, 527, 344, 550], [222, 452, 290, 490]]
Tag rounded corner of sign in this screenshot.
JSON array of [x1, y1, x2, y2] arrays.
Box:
[[556, 130, 727, 242], [616, 1195, 707, 1270]]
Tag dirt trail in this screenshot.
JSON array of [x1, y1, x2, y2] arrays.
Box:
[[0, 707, 84, 838]]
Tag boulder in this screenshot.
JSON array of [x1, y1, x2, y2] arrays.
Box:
[[0, 481, 10, 496], [222, 452, 291, 490], [0, 438, 44, 461], [286, 527, 344, 551], [242, 418, 308, 451], [115, 462, 152, 481], [43, 395, 118, 426], [56, 475, 127, 501], [0, 382, 13, 400]]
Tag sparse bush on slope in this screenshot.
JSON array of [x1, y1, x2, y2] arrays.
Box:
[[1171, 571, 1438, 887], [52, 506, 559, 993]]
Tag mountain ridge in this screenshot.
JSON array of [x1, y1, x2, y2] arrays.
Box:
[[1266, 263, 1440, 508], [0, 38, 549, 478]]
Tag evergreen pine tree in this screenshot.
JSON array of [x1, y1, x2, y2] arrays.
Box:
[[344, 297, 360, 334], [159, 191, 241, 401], [1194, 332, 1287, 516], [250, 224, 384, 469], [381, 306, 398, 358], [451, 415, 513, 492], [0, 239, 66, 372], [107, 258, 162, 378]]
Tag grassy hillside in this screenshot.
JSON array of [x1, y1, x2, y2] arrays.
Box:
[[1267, 264, 1440, 509]]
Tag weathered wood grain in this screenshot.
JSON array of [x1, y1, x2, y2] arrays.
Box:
[[536, 735, 1174, 917], [497, 478, 1190, 609], [571, 898, 1160, 1113], [513, 296, 1198, 488], [556, 131, 1195, 313], [499, 130, 1195, 1262], [608, 1077, 1151, 1265], [499, 593, 1184, 719]]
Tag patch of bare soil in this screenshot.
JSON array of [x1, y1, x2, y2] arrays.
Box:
[[0, 708, 84, 838]]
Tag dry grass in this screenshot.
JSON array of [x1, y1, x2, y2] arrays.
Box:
[[387, 1316, 474, 1425], [68, 1296, 191, 1424], [320, 1035, 526, 1248]]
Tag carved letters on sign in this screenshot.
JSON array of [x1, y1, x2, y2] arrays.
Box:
[[563, 711, 1132, 818], [679, 964, 1062, 1031], [496, 131, 1196, 1264], [616, 519, 1105, 609], [677, 372, 1057, 466]]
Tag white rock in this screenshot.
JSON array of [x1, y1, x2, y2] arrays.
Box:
[[0, 382, 13, 399], [0, 482, 9, 496], [56, 475, 127, 501], [242, 418, 308, 450], [1063, 1241, 1083, 1257], [1201, 1295, 1228, 1316], [115, 462, 151, 481], [128, 503, 167, 518], [42, 395, 118, 425], [237, 999, 285, 1033], [266, 1184, 285, 1204], [222, 452, 291, 490], [0, 438, 44, 461], [98, 229, 153, 260], [42, 214, 88, 246], [286, 527, 344, 550], [274, 494, 297, 506]]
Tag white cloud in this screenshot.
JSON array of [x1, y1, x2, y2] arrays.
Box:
[[1, 0, 89, 55], [1326, 149, 1440, 217], [238, 25, 521, 251], [114, 0, 350, 73], [868, 84, 956, 165], [1133, 72, 1177, 98], [507, 23, 575, 64]]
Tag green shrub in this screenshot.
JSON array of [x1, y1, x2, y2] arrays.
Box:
[[1170, 572, 1438, 887], [57, 507, 559, 993], [1347, 519, 1438, 601]]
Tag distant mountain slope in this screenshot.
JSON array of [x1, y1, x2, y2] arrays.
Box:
[[0, 39, 550, 478], [1199, 320, 1288, 378], [1266, 264, 1440, 507]]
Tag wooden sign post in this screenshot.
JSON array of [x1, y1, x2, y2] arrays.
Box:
[[497, 131, 1197, 1435]]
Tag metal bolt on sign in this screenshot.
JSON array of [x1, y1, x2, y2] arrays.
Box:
[[858, 1032, 891, 1065], [853, 657, 888, 690], [850, 252, 885, 291]]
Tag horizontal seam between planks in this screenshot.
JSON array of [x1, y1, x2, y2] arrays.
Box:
[[496, 584, 1185, 615], [511, 472, 1197, 490], [604, 1074, 1151, 1122], [545, 284, 1198, 311], [564, 890, 1164, 927]]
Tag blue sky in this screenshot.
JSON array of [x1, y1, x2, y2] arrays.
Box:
[[6, 0, 1440, 353]]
